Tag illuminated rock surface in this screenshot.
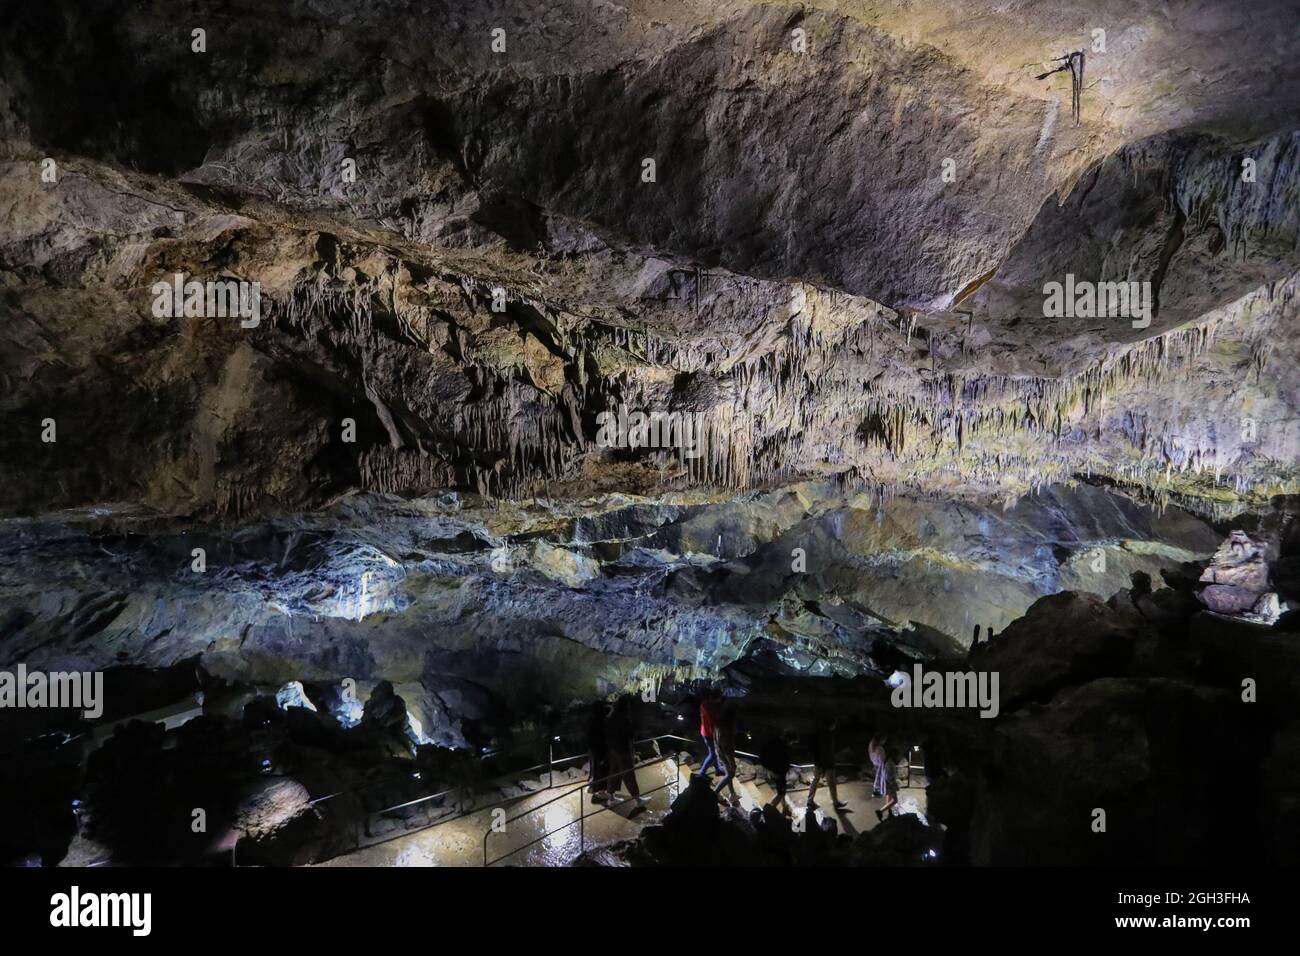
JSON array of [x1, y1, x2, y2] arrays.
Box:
[[2, 1, 1298, 518]]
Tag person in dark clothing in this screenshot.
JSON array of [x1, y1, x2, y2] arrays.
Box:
[[920, 737, 945, 782], [604, 695, 646, 811], [712, 696, 740, 806], [453, 751, 482, 815], [759, 730, 793, 816], [807, 719, 847, 811], [586, 699, 610, 802]]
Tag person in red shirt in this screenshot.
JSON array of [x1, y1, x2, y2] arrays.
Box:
[[697, 687, 724, 779]]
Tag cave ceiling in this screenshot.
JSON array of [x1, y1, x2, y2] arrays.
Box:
[[1, 0, 1298, 523]]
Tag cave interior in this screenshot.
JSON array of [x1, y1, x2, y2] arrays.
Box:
[[1, 0, 1299, 869]]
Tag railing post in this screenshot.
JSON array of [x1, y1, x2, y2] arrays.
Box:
[[579, 787, 584, 853], [549, 740, 554, 790]]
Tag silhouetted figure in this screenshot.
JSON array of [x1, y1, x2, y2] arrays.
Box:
[[586, 699, 610, 803], [807, 719, 846, 811], [605, 696, 645, 811], [1131, 570, 1152, 598], [921, 736, 945, 781], [453, 751, 482, 815], [361, 680, 412, 754], [759, 730, 793, 816], [712, 696, 739, 807]]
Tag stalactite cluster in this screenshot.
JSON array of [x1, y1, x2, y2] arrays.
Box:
[[257, 226, 1298, 519]]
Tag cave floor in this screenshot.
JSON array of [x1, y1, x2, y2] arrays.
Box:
[[748, 776, 930, 839], [315, 759, 685, 867], [315, 759, 928, 867]]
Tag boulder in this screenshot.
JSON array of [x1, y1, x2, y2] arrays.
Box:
[[1261, 721, 1300, 863], [965, 677, 1259, 865], [969, 591, 1141, 709], [231, 778, 312, 842], [1198, 531, 1273, 616], [848, 813, 942, 866]]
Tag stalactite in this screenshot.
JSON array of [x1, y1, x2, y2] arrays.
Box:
[[263, 234, 1298, 521]]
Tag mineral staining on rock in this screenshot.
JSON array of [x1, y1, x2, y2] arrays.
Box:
[[0, 483, 1232, 747]]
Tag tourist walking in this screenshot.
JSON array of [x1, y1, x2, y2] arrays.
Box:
[[870, 732, 899, 821]]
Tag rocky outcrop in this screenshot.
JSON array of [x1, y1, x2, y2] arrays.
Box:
[[229, 778, 313, 843], [967, 591, 1142, 708], [932, 564, 1300, 865], [1197, 531, 1280, 622], [592, 773, 940, 867], [0, 484, 1224, 754]]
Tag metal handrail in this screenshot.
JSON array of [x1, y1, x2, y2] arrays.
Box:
[[478, 733, 695, 867], [289, 732, 695, 866], [366, 728, 683, 819], [342, 741, 588, 853], [501, 732, 859, 864], [225, 730, 593, 865], [356, 730, 875, 849], [309, 724, 584, 810], [481, 748, 683, 867], [237, 724, 904, 865], [363, 745, 588, 818]]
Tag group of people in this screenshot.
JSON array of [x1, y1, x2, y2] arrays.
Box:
[[582, 689, 904, 824], [696, 690, 901, 823]]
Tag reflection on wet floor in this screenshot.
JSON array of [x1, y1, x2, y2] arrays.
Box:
[[318, 758, 683, 867], [747, 773, 928, 838], [317, 755, 927, 867]]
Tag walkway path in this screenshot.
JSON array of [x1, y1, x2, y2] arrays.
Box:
[[316, 758, 682, 867], [316, 754, 927, 867]]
